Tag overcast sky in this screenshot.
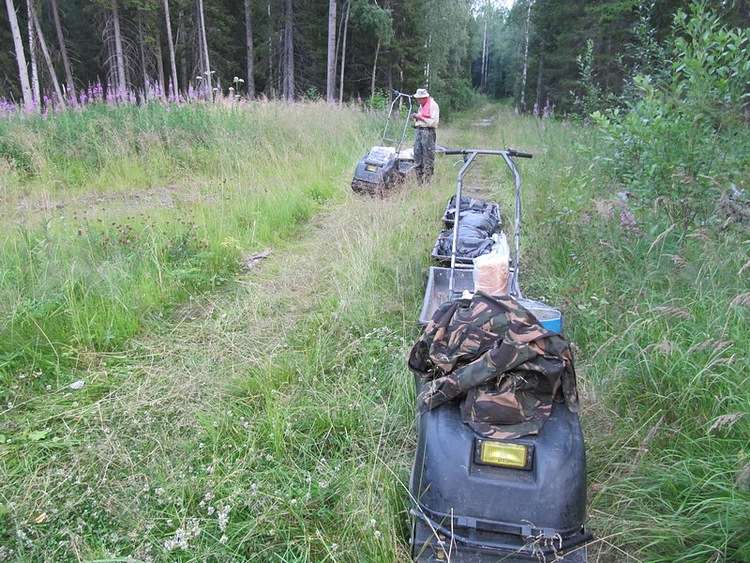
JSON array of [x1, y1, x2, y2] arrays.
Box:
[[486, 0, 515, 10]]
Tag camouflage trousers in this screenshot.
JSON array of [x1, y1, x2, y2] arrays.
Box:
[[414, 127, 436, 183]]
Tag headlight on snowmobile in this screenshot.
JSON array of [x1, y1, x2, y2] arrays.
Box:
[[475, 439, 533, 470]]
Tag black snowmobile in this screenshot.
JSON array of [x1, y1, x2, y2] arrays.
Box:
[[351, 90, 416, 195], [410, 148, 591, 562]]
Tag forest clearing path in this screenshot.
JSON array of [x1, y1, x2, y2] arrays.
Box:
[[3, 110, 492, 561]]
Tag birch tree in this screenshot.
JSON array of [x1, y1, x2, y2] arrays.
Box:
[[244, 0, 255, 97], [162, 0, 178, 98], [479, 14, 487, 92], [519, 0, 534, 112], [27, 0, 40, 104], [50, 0, 75, 97], [30, 0, 65, 106], [325, 0, 336, 103], [155, 28, 165, 95], [338, 0, 350, 104], [196, 0, 212, 98], [4, 0, 34, 109], [111, 0, 127, 96], [351, 0, 392, 104]]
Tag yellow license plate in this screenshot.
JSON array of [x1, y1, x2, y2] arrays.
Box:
[[366, 164, 377, 172]]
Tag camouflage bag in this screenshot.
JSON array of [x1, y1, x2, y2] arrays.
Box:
[[408, 292, 579, 439]]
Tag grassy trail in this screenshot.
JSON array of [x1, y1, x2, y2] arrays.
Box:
[[4, 103, 746, 562], [2, 105, 604, 562], [0, 104, 608, 562], [1, 106, 475, 561]]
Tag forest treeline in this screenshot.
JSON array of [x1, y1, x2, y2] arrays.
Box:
[[2, 0, 748, 115]]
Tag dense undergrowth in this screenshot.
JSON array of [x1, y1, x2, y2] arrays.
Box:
[[529, 5, 750, 559], [529, 175, 750, 561], [0, 101, 377, 394]]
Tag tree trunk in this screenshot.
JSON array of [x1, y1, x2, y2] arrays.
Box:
[[519, 0, 533, 112], [282, 0, 294, 101], [49, 0, 74, 98], [535, 50, 544, 113], [176, 9, 187, 92], [111, 0, 127, 98], [267, 0, 273, 97], [325, 0, 336, 103], [334, 0, 345, 79], [479, 14, 487, 92], [484, 35, 490, 89], [138, 14, 149, 100], [196, 0, 212, 98], [162, 0, 178, 99], [338, 0, 350, 105], [276, 30, 282, 94], [27, 0, 39, 104], [370, 37, 380, 105], [5, 0, 33, 110], [30, 0, 65, 106], [155, 29, 165, 97], [424, 32, 432, 88], [244, 0, 255, 97]]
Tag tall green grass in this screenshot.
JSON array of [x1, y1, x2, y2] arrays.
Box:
[[423, 105, 750, 560], [0, 101, 377, 396], [516, 121, 750, 559], [0, 174, 444, 563], [1, 102, 747, 562]]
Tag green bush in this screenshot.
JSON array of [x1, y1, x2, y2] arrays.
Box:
[[590, 1, 750, 222], [433, 78, 481, 116]]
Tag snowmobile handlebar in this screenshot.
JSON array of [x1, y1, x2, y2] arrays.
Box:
[[381, 91, 413, 152], [508, 149, 533, 158], [437, 147, 533, 159], [391, 89, 413, 99]]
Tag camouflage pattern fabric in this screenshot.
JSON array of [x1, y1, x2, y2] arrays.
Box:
[[414, 127, 436, 182], [408, 292, 579, 439]]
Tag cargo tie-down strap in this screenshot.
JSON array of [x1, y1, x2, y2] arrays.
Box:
[[408, 292, 579, 439]]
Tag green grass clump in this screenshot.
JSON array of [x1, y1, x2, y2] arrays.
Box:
[[0, 178, 444, 562], [518, 123, 750, 558], [0, 101, 377, 402]]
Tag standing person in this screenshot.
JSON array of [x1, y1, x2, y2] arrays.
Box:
[[412, 88, 440, 183]]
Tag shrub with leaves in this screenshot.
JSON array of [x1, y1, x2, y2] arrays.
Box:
[[592, 1, 750, 222]]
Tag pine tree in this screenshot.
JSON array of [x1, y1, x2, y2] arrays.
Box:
[[244, 0, 255, 97], [325, 0, 335, 103], [50, 0, 75, 98]]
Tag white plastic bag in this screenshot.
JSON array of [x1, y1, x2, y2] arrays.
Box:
[[473, 233, 510, 295]]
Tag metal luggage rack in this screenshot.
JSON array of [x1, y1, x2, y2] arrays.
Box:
[[419, 147, 532, 326]]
